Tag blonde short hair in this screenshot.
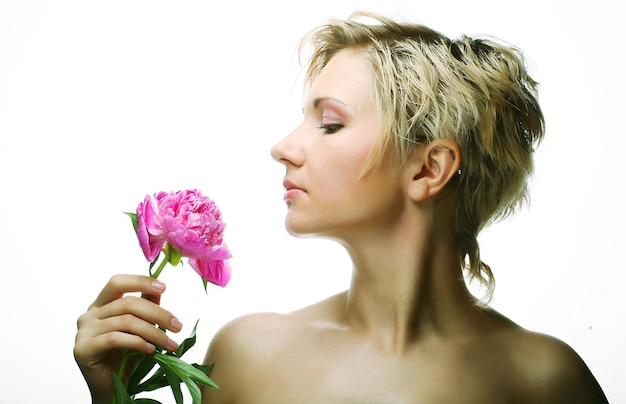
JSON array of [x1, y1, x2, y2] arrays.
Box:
[[299, 11, 545, 298]]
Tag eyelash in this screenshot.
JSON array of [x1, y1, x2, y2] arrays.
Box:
[[317, 123, 344, 135]]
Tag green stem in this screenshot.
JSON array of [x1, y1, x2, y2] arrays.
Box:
[[150, 254, 169, 279], [118, 352, 129, 381], [151, 256, 169, 333], [113, 349, 130, 404]]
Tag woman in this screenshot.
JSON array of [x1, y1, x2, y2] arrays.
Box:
[[74, 12, 608, 403]]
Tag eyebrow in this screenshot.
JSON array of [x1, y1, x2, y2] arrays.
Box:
[[301, 96, 350, 115], [313, 96, 348, 109]]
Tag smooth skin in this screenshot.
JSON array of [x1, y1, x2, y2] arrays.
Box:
[[74, 49, 608, 403]]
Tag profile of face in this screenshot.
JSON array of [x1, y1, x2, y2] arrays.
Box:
[[271, 49, 405, 240]]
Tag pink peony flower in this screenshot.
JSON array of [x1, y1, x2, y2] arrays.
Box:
[[135, 189, 232, 287]]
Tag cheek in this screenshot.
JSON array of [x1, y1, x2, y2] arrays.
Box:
[[323, 147, 371, 194]]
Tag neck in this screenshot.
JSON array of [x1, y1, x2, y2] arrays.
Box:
[[336, 213, 480, 352]]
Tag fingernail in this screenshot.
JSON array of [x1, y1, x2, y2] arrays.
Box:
[[168, 338, 179, 351], [146, 342, 156, 352], [171, 317, 183, 331], [152, 280, 166, 291]]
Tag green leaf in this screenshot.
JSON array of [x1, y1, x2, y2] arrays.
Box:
[[153, 352, 219, 389], [193, 363, 214, 375], [183, 377, 202, 404], [127, 353, 157, 395], [112, 370, 135, 404], [131, 319, 204, 396], [134, 367, 170, 393], [124, 211, 138, 234], [136, 364, 214, 392], [163, 366, 184, 404], [175, 320, 200, 358], [133, 399, 162, 404]]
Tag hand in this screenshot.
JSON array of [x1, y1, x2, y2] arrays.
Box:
[[74, 274, 183, 403]]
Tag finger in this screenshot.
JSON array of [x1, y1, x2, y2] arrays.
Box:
[[90, 274, 166, 309], [88, 314, 180, 352], [75, 330, 159, 362], [142, 293, 161, 305], [95, 295, 182, 333]]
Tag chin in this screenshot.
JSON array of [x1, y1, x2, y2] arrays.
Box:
[[285, 223, 312, 238], [284, 217, 323, 239]]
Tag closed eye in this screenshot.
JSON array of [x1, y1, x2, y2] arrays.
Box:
[[317, 123, 344, 134]]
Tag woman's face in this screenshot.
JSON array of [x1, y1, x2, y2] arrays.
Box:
[[271, 49, 405, 239]]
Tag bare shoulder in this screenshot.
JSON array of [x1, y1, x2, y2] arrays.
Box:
[[200, 294, 344, 403], [501, 326, 608, 403], [200, 312, 294, 402], [206, 309, 309, 363], [207, 292, 343, 360]]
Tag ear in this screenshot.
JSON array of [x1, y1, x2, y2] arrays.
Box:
[[406, 139, 462, 202]]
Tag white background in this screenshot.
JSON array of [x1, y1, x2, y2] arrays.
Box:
[[1, 1, 624, 402]]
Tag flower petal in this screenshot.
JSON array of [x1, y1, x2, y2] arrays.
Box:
[[136, 195, 165, 262], [189, 257, 231, 287]]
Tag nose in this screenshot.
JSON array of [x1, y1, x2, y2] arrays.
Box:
[[270, 127, 305, 167]]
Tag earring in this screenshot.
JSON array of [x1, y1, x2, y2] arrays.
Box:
[[457, 168, 462, 175]]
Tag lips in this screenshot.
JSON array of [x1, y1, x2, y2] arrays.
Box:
[[282, 179, 306, 200], [283, 179, 299, 190]]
